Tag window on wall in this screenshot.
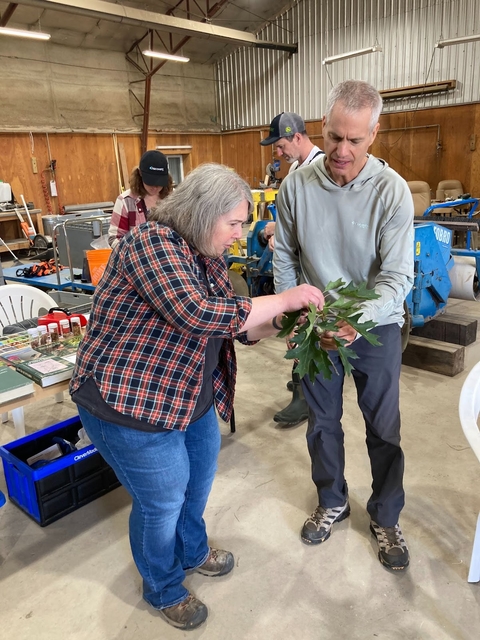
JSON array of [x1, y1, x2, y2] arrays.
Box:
[[166, 155, 184, 187]]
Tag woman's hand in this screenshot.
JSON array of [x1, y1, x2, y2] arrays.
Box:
[[242, 284, 323, 340], [278, 284, 324, 314]]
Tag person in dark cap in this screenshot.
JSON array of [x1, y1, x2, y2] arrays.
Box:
[[260, 112, 323, 171], [260, 112, 323, 427], [108, 149, 173, 248]]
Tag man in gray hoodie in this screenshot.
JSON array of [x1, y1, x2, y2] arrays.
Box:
[[273, 80, 414, 572]]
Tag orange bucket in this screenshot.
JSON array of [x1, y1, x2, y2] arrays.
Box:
[[86, 249, 112, 286]]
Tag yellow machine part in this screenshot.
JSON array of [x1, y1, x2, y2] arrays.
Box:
[[250, 188, 278, 222], [228, 238, 247, 274]]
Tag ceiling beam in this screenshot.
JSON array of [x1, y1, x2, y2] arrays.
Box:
[[14, 0, 297, 52], [0, 4, 19, 27]]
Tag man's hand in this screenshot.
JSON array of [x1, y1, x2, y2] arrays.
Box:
[[264, 221, 276, 238], [263, 221, 276, 251], [320, 320, 357, 350]]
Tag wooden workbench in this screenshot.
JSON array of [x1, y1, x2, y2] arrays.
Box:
[[0, 209, 44, 253]]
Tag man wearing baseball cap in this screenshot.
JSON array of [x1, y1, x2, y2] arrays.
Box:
[[260, 112, 323, 426], [260, 112, 323, 172]]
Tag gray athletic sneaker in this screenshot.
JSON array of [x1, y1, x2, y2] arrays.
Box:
[[301, 501, 350, 544], [370, 521, 410, 571]]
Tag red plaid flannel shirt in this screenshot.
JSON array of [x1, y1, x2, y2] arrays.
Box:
[[70, 223, 254, 430], [108, 190, 147, 249]]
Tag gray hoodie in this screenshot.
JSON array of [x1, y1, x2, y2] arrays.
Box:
[[273, 154, 414, 327]]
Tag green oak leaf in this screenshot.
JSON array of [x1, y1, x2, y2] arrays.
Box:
[[344, 313, 382, 346], [337, 344, 359, 377], [290, 332, 334, 382], [337, 281, 381, 300], [281, 280, 383, 382], [277, 310, 301, 338], [328, 297, 358, 310], [324, 278, 345, 292]]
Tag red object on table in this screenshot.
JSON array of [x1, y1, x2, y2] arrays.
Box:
[[37, 307, 88, 330]]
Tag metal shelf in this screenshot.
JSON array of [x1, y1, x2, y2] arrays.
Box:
[[0, 238, 30, 252]]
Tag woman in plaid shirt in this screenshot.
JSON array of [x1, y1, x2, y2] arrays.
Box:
[[71, 163, 324, 631], [108, 149, 174, 249]]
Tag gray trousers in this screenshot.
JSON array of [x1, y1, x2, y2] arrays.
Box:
[[302, 323, 404, 527]]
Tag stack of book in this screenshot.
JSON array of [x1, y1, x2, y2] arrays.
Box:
[[0, 360, 35, 404], [0, 332, 79, 389]]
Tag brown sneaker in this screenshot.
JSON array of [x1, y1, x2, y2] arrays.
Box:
[[158, 594, 208, 630], [195, 548, 234, 577], [301, 501, 350, 544]]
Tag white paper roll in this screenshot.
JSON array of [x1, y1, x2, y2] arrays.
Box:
[[449, 257, 479, 300]]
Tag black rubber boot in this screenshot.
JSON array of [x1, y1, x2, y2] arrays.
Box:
[[274, 372, 309, 426]]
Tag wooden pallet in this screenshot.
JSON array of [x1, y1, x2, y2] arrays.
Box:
[[402, 336, 465, 376], [403, 314, 478, 376], [411, 313, 478, 346]]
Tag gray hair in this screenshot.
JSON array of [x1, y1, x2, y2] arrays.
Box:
[[149, 163, 253, 257], [325, 80, 383, 131]]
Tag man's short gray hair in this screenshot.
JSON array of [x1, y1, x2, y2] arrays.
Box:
[[325, 80, 383, 131], [149, 163, 253, 257]]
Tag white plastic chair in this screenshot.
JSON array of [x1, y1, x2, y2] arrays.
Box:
[[458, 361, 480, 582], [0, 284, 62, 437], [0, 283, 56, 333]]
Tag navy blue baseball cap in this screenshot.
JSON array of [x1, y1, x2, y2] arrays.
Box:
[[139, 150, 169, 186]]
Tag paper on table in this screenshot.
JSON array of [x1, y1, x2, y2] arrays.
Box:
[[28, 359, 69, 374]]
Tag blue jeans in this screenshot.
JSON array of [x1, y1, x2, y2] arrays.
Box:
[[77, 404, 221, 609]]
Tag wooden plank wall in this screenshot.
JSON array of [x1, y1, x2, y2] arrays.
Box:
[[374, 104, 479, 197], [146, 133, 222, 178], [0, 103, 479, 215]]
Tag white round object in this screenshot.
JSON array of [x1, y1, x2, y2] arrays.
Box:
[[449, 257, 479, 300]]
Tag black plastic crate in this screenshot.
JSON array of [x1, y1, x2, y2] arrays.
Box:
[[0, 415, 120, 526]]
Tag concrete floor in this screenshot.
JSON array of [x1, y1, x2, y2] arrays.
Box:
[[1, 296, 480, 640]]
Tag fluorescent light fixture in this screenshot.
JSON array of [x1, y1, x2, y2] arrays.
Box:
[[0, 26, 51, 41], [156, 145, 192, 149], [435, 33, 480, 48], [322, 45, 382, 65], [143, 49, 189, 63]]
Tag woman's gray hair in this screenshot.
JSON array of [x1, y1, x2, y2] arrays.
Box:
[[149, 163, 253, 257], [325, 80, 383, 131]]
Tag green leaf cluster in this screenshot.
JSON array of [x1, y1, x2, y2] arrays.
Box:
[[277, 280, 382, 382]]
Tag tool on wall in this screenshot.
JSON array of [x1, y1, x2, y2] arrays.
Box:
[[40, 159, 65, 215], [49, 159, 64, 214], [40, 169, 54, 215]]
